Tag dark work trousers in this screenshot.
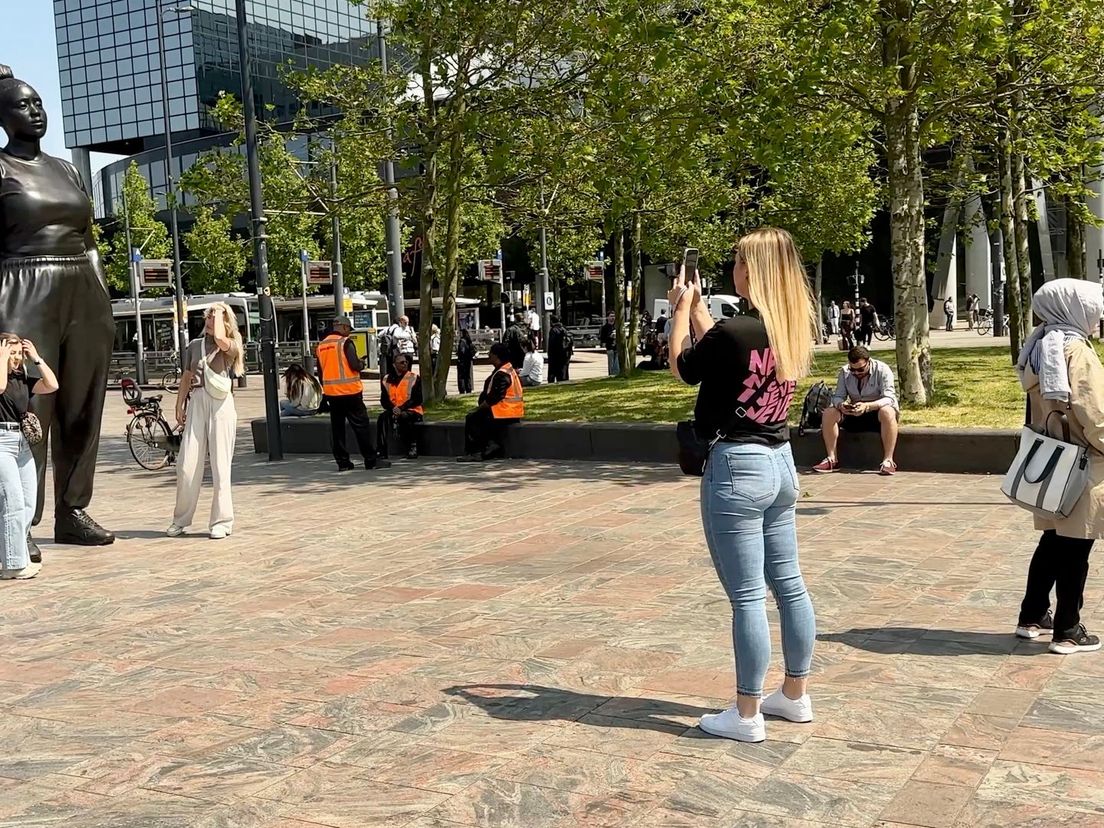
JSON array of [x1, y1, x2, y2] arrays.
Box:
[[464, 407, 518, 456], [0, 255, 114, 524], [457, 361, 474, 394], [548, 356, 567, 383], [1019, 530, 1095, 636], [376, 409, 423, 457], [325, 393, 375, 467]]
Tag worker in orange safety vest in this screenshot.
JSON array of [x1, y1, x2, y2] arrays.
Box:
[[457, 342, 524, 462], [376, 353, 424, 460], [315, 316, 389, 471]]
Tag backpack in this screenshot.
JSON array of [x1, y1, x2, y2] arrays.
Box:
[[798, 381, 832, 437]]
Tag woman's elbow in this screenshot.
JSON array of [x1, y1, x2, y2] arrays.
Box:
[[37, 381, 59, 395]]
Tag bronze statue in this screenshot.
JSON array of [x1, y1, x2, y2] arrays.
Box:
[[0, 65, 114, 546]]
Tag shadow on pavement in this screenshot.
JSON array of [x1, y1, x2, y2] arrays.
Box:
[[819, 628, 1037, 656], [443, 683, 711, 733]]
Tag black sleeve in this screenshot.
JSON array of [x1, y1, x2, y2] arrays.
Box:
[[380, 382, 392, 408], [403, 376, 424, 411], [676, 323, 726, 386], [484, 372, 511, 406], [24, 373, 36, 400], [344, 339, 363, 373]]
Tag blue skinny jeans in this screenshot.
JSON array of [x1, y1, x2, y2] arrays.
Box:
[[700, 441, 816, 697], [0, 431, 36, 571]]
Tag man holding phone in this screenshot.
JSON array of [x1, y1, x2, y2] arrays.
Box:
[[813, 345, 900, 475]]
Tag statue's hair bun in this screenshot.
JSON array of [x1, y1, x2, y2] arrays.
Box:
[[0, 66, 14, 81]]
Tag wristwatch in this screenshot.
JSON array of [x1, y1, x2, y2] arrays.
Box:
[[32, 359, 42, 366]]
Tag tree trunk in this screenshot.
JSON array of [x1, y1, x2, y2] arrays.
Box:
[[999, 127, 1023, 359], [885, 95, 931, 404], [433, 122, 465, 401], [417, 42, 439, 400], [1067, 193, 1086, 279], [1012, 148, 1032, 339], [622, 209, 643, 376], [814, 258, 824, 341], [612, 226, 627, 376]]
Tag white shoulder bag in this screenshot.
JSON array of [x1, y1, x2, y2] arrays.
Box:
[[1001, 401, 1089, 520], [201, 348, 233, 400]]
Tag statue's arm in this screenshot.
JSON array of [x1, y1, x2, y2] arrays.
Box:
[[68, 160, 109, 292]]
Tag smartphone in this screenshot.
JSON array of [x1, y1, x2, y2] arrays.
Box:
[[683, 247, 699, 276]]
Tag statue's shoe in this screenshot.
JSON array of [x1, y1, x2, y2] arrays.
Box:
[[54, 509, 115, 546]]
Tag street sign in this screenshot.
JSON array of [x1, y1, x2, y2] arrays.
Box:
[[306, 260, 333, 286], [543, 292, 555, 311], [477, 259, 502, 281], [585, 261, 604, 281], [138, 259, 172, 289]]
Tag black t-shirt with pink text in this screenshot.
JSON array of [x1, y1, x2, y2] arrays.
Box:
[[676, 316, 796, 446]]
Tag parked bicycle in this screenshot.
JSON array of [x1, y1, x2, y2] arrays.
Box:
[[873, 315, 895, 342], [976, 308, 1009, 336], [160, 364, 182, 391], [121, 377, 181, 471]]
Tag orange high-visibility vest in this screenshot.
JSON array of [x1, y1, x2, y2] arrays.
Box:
[[490, 363, 525, 419], [384, 370, 424, 415], [316, 334, 362, 396]]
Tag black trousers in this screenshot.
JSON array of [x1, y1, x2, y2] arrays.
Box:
[[376, 409, 422, 457], [0, 255, 114, 524], [325, 394, 375, 466], [464, 408, 517, 456], [457, 361, 474, 394], [548, 356, 567, 383], [1019, 530, 1094, 636]]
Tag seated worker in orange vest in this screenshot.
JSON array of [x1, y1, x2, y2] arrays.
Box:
[[315, 316, 389, 472], [376, 353, 424, 460], [457, 342, 525, 463]]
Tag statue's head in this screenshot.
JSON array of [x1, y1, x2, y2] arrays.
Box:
[[0, 65, 47, 142]]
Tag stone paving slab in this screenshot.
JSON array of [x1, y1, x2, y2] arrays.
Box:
[[3, 428, 1103, 827]]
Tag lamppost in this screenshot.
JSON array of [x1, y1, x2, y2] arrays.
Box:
[[236, 0, 283, 460], [155, 0, 192, 371]]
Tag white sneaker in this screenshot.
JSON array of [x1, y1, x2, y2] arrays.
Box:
[[698, 707, 766, 742], [166, 524, 185, 538], [0, 562, 42, 580], [761, 688, 814, 723], [209, 526, 231, 540]]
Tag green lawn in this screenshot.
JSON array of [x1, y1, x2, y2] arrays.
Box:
[[426, 345, 1100, 429]]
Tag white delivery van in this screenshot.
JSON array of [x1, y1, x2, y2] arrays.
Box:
[[652, 294, 741, 323]]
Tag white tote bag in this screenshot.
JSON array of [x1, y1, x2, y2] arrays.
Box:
[[1001, 408, 1090, 520]]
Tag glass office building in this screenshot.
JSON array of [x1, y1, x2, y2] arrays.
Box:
[[53, 0, 377, 215]]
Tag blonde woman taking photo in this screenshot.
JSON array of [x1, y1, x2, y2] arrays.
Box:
[[669, 228, 818, 742], [167, 303, 242, 540]]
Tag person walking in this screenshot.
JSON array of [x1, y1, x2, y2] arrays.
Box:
[[857, 298, 876, 346], [456, 328, 476, 394], [839, 301, 855, 349], [943, 296, 955, 332], [599, 312, 619, 376], [547, 316, 571, 383], [167, 303, 242, 540], [1014, 279, 1104, 654], [966, 293, 978, 330], [527, 305, 542, 350], [430, 323, 441, 375], [828, 300, 840, 337], [669, 226, 817, 743], [1, 333, 57, 579], [315, 316, 388, 472]]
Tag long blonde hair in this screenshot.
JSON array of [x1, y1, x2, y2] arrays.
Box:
[[209, 302, 245, 376], [738, 227, 817, 382]]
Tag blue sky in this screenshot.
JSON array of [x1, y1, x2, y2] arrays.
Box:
[[3, 4, 121, 172]]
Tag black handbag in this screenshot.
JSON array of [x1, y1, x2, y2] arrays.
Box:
[[677, 419, 732, 477]]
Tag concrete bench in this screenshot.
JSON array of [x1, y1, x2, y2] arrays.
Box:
[[251, 417, 1018, 474]]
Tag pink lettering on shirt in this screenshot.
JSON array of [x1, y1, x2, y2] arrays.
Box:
[[741, 347, 796, 424]]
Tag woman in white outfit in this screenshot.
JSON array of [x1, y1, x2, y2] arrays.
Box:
[[167, 303, 242, 539]]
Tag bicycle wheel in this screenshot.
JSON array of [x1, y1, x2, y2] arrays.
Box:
[[873, 327, 890, 342], [160, 370, 179, 391], [977, 319, 992, 336], [127, 412, 173, 471]]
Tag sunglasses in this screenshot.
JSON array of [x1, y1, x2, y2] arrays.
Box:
[[850, 362, 870, 376]]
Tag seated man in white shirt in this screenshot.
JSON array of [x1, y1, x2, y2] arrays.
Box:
[[518, 338, 544, 387], [813, 345, 900, 476]]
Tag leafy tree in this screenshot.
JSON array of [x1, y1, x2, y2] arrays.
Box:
[[104, 162, 171, 294], [182, 206, 246, 294]]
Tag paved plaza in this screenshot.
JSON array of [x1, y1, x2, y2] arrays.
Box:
[[2, 405, 1102, 828]]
